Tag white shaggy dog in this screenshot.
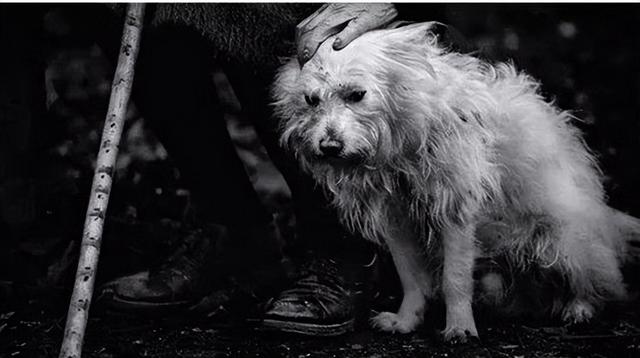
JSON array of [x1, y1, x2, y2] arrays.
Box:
[[272, 22, 640, 342]]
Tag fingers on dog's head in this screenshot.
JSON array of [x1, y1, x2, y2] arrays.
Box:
[[332, 4, 398, 51]]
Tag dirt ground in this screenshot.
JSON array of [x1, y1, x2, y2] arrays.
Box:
[[2, 295, 640, 358]]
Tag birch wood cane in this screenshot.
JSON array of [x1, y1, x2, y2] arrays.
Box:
[[58, 4, 145, 357]]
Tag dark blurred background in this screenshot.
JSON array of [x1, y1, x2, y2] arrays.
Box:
[[407, 4, 640, 214], [0, 3, 638, 357]]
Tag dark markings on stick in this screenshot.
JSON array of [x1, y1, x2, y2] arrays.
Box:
[[76, 298, 89, 312], [95, 186, 110, 195], [97, 165, 114, 177], [82, 240, 100, 250], [122, 44, 132, 56], [126, 15, 139, 27], [89, 209, 105, 220]]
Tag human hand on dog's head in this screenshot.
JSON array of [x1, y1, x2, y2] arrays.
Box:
[[296, 3, 397, 66]]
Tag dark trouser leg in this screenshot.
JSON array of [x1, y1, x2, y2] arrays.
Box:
[[133, 26, 272, 235], [221, 62, 374, 262], [96, 25, 285, 312]]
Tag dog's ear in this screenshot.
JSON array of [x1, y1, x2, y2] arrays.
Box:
[[271, 58, 302, 115]]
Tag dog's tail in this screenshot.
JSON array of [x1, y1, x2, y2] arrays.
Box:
[[611, 209, 640, 265]]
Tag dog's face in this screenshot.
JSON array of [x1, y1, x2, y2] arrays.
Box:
[[273, 22, 445, 172]]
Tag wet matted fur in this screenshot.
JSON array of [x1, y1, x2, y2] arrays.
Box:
[[272, 22, 640, 341]]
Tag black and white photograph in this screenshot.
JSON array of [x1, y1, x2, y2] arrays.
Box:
[[0, 1, 639, 357]]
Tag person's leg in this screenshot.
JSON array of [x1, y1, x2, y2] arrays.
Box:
[[220, 63, 346, 252], [98, 24, 284, 312], [134, 25, 271, 233], [62, 7, 275, 238]]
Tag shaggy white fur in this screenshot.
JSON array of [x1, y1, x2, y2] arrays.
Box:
[[272, 22, 640, 342]]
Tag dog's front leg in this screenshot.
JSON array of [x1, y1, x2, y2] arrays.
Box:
[[371, 222, 432, 334], [441, 224, 479, 343]]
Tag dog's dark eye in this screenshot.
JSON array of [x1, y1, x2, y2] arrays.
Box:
[[304, 94, 320, 107], [345, 90, 366, 103]]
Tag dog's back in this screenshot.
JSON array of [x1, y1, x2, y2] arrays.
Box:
[[435, 30, 640, 315]]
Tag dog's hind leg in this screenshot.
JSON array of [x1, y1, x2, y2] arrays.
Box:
[[532, 165, 628, 322], [441, 224, 479, 343], [553, 216, 626, 323], [371, 222, 432, 334]]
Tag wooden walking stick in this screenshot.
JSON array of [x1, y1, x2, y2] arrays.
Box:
[[58, 4, 145, 357]]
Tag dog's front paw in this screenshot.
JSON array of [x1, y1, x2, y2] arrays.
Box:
[[370, 311, 421, 334], [441, 325, 479, 344], [562, 299, 594, 324]]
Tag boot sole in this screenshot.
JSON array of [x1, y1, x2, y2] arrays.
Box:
[[96, 289, 192, 315], [261, 318, 355, 337]]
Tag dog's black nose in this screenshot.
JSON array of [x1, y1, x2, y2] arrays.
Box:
[[319, 138, 344, 157]]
